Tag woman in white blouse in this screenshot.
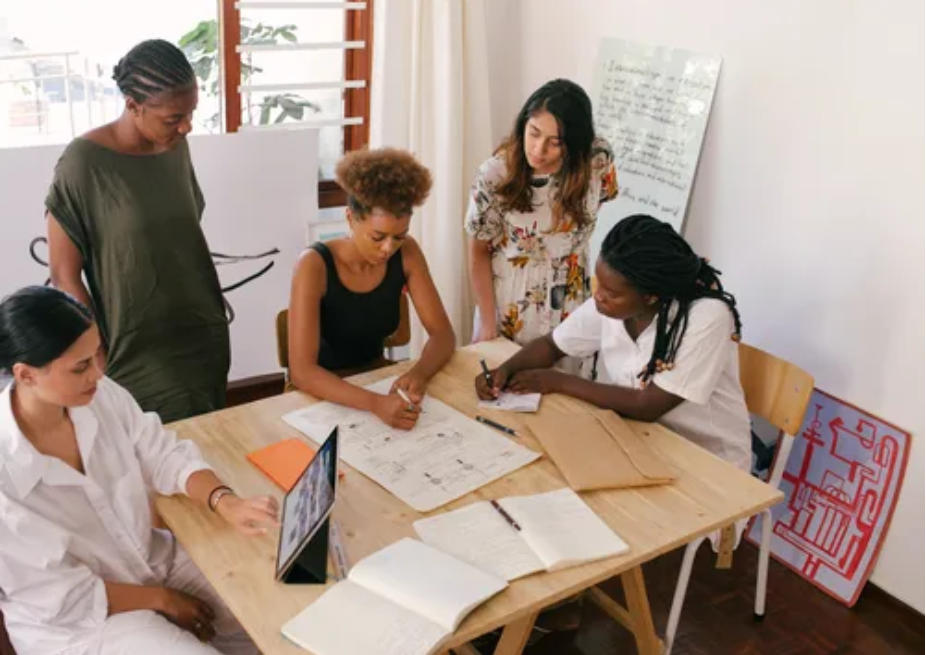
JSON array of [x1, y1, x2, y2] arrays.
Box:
[[0, 286, 279, 654], [475, 214, 752, 472]]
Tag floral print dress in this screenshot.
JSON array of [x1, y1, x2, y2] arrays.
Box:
[[465, 138, 619, 372]]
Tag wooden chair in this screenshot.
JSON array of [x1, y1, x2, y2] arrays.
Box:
[[276, 293, 412, 388], [659, 343, 814, 654]]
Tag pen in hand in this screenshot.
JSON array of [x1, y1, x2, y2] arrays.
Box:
[[480, 359, 497, 396], [396, 387, 424, 413]]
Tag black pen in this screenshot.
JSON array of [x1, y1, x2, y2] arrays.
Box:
[[476, 415, 518, 437], [479, 359, 494, 390], [490, 499, 521, 531]]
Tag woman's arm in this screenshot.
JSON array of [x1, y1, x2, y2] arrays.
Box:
[[184, 469, 279, 536], [47, 213, 93, 310], [105, 582, 217, 642], [468, 236, 498, 343], [475, 334, 683, 421], [474, 334, 566, 398], [288, 249, 420, 430], [391, 238, 456, 401], [509, 371, 684, 422], [0, 521, 211, 642]]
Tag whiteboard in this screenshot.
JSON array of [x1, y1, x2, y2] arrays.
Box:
[[588, 38, 721, 263], [0, 130, 318, 382]]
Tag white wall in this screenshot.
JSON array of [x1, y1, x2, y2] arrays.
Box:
[[485, 0, 924, 611]]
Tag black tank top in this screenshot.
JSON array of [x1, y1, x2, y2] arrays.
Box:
[[311, 241, 406, 371]]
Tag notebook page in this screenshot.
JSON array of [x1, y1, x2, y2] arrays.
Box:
[[478, 392, 542, 413], [414, 502, 545, 581], [500, 488, 629, 571], [281, 580, 446, 655], [348, 537, 508, 632]]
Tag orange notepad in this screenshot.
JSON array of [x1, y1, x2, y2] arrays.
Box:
[[247, 439, 342, 491]]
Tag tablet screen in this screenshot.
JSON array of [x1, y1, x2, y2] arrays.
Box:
[[276, 428, 338, 577]]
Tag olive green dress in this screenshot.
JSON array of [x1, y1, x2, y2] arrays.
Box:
[[45, 137, 230, 423]]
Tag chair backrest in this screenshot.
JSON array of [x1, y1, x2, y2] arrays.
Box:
[[275, 293, 411, 370], [276, 309, 290, 369], [738, 342, 814, 436]]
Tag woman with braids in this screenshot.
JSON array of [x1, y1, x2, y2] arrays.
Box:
[[0, 286, 273, 654], [466, 79, 619, 376], [475, 214, 751, 472], [45, 39, 229, 423], [288, 148, 455, 430]]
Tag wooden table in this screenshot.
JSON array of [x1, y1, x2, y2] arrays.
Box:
[[157, 340, 782, 655]]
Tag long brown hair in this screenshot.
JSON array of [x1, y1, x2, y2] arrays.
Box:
[[495, 79, 596, 228]]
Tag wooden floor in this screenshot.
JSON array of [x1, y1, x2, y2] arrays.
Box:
[[515, 541, 923, 655]]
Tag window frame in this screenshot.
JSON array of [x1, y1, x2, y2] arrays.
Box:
[[218, 0, 374, 208]]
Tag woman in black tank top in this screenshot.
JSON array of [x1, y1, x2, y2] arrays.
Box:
[[287, 149, 456, 430]]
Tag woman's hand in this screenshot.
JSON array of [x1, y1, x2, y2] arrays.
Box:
[[390, 372, 427, 405], [215, 495, 280, 536], [373, 393, 422, 430], [159, 588, 216, 642], [507, 369, 568, 395], [474, 365, 510, 400]]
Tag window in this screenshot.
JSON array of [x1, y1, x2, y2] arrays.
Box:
[[217, 0, 373, 207], [0, 1, 373, 208], [0, 0, 219, 147]]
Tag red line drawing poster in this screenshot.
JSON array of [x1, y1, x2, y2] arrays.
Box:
[[746, 389, 911, 606]]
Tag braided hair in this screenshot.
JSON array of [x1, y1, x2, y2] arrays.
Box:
[[112, 39, 196, 104], [600, 214, 742, 385]]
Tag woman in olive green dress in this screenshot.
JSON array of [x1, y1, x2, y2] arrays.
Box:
[[45, 39, 229, 423]]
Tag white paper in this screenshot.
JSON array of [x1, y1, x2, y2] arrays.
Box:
[[414, 502, 545, 581], [349, 538, 507, 632], [588, 38, 721, 262], [501, 489, 629, 571], [281, 580, 446, 655], [478, 392, 542, 413], [282, 377, 540, 512]]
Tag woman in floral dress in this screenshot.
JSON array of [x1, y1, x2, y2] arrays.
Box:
[[466, 78, 619, 374]]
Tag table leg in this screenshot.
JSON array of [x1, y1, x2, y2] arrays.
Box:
[[621, 566, 661, 655], [493, 611, 539, 655]]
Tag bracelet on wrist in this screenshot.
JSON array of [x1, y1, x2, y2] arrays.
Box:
[[207, 485, 234, 513]]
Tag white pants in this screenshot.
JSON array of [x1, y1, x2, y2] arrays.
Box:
[[94, 546, 257, 655]]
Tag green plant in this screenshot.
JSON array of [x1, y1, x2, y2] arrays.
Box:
[[178, 19, 321, 131]]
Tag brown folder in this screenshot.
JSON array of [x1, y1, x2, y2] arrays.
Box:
[[522, 400, 677, 491]]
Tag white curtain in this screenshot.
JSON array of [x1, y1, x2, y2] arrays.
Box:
[[370, 0, 493, 352]]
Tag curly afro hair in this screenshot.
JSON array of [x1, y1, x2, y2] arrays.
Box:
[[335, 148, 432, 218]]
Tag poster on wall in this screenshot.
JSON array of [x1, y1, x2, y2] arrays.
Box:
[[0, 129, 318, 382], [746, 389, 911, 607], [588, 38, 721, 262]]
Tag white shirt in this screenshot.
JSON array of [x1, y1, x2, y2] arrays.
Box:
[[0, 377, 211, 655], [553, 298, 752, 471]]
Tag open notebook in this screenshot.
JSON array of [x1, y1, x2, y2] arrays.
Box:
[[414, 488, 629, 581], [281, 538, 507, 655], [477, 391, 542, 413]]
